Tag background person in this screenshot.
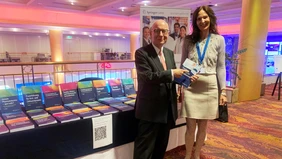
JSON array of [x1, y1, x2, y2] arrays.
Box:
[[180, 6, 227, 159], [142, 26, 151, 47]]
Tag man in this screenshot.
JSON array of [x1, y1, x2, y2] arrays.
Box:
[[169, 22, 180, 40], [134, 20, 187, 159], [142, 26, 151, 47]]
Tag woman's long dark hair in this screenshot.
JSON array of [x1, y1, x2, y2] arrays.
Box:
[[190, 5, 219, 44]]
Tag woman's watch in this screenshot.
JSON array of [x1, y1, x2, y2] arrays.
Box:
[[221, 92, 227, 97]]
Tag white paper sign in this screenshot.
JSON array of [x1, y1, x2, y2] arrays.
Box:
[[92, 114, 113, 149]]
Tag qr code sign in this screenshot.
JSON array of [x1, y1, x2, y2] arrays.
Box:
[[95, 126, 107, 141]]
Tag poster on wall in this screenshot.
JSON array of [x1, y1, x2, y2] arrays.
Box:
[[140, 6, 191, 67]]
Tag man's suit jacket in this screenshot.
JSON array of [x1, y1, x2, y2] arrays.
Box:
[[135, 44, 178, 123], [169, 33, 179, 40]]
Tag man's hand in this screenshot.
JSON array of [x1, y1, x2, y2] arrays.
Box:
[[190, 75, 199, 83], [172, 69, 188, 78]]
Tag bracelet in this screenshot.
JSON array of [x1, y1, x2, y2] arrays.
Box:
[[221, 92, 227, 96]]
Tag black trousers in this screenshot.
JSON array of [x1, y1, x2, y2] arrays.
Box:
[[133, 110, 174, 159]]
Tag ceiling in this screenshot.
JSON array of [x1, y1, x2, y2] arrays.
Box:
[[0, 0, 282, 35]]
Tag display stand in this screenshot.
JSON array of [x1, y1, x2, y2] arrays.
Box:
[[271, 72, 282, 100]]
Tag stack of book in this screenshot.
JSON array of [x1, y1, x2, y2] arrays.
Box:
[[0, 116, 9, 135], [84, 101, 119, 115], [64, 102, 101, 119]]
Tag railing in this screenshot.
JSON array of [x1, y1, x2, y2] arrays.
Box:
[[65, 52, 131, 61], [0, 60, 136, 89]]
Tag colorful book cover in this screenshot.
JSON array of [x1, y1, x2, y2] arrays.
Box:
[[41, 85, 63, 107], [73, 108, 101, 119], [91, 105, 119, 115], [121, 78, 136, 96], [0, 124, 9, 134], [21, 85, 44, 111], [98, 97, 122, 105], [124, 99, 136, 107], [26, 109, 48, 118], [52, 111, 80, 123], [2, 111, 27, 121], [64, 102, 88, 111], [48, 107, 69, 115], [92, 80, 110, 99], [114, 96, 132, 102], [109, 103, 134, 112], [33, 115, 57, 127], [45, 105, 64, 111], [108, 79, 124, 97], [59, 82, 80, 104], [83, 101, 105, 108], [77, 81, 96, 103], [0, 88, 22, 114], [127, 94, 137, 99], [6, 119, 34, 133]]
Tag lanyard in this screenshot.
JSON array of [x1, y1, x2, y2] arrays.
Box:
[[196, 34, 211, 65]]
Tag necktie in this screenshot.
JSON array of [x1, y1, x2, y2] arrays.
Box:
[[159, 50, 167, 70]]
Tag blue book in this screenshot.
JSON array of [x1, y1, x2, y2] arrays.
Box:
[[108, 79, 124, 97], [78, 81, 96, 103], [64, 102, 88, 111], [98, 97, 122, 105], [52, 111, 80, 123], [92, 80, 110, 100], [33, 115, 57, 127], [42, 85, 63, 108], [84, 101, 119, 115], [0, 88, 22, 114], [174, 58, 201, 88], [114, 96, 132, 102], [59, 82, 80, 104], [109, 103, 134, 112], [21, 85, 44, 111], [121, 78, 136, 96]]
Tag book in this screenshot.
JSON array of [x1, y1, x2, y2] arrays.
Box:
[[33, 115, 57, 127], [41, 85, 63, 108], [108, 79, 124, 97], [52, 111, 80, 123], [127, 94, 137, 99], [124, 99, 136, 107], [26, 109, 48, 118], [45, 105, 65, 112], [2, 111, 27, 121], [121, 78, 136, 97], [59, 82, 80, 104], [77, 81, 96, 103], [0, 88, 22, 114], [92, 80, 110, 99], [98, 97, 122, 105], [48, 107, 69, 115], [6, 118, 34, 133], [64, 102, 88, 111], [72, 108, 101, 119], [0, 116, 3, 124], [114, 96, 133, 102], [109, 103, 134, 112], [174, 58, 202, 88], [0, 124, 9, 135], [21, 85, 44, 111], [84, 101, 119, 115]]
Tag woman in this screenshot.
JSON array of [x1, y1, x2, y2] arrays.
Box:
[[180, 6, 227, 159], [174, 26, 186, 54]]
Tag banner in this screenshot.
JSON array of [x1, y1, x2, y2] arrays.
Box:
[[140, 6, 191, 67]]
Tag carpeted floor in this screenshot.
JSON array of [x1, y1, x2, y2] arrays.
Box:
[[164, 84, 282, 159]]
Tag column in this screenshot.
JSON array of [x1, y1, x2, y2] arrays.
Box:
[[49, 30, 65, 84], [237, 0, 271, 101], [130, 34, 139, 90]]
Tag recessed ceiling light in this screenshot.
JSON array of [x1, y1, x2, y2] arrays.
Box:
[[94, 32, 99, 36], [122, 37, 125, 39], [83, 32, 88, 35], [12, 28, 18, 32], [71, 2, 74, 5], [71, 31, 75, 34], [120, 7, 126, 12], [44, 30, 49, 33], [115, 34, 120, 37], [105, 33, 110, 36], [214, 4, 218, 6], [89, 35, 92, 37]]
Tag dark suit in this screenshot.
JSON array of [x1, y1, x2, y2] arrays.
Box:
[[133, 44, 178, 159], [169, 32, 179, 40]]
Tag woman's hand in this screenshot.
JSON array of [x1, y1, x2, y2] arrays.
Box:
[[190, 75, 199, 83], [219, 94, 227, 105]]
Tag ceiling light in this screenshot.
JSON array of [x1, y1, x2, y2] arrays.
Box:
[[71, 2, 74, 5], [105, 33, 110, 36], [122, 37, 125, 39], [12, 28, 18, 32], [89, 35, 92, 37], [214, 4, 218, 6], [144, 3, 147, 6], [44, 30, 49, 33], [121, 9, 124, 12], [71, 31, 75, 34], [94, 32, 99, 36], [115, 34, 120, 37], [83, 32, 88, 35], [120, 7, 126, 12]]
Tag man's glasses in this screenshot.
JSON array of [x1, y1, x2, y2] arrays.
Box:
[[153, 29, 169, 35]]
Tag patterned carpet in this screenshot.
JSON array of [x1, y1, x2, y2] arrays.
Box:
[[164, 84, 282, 159]]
